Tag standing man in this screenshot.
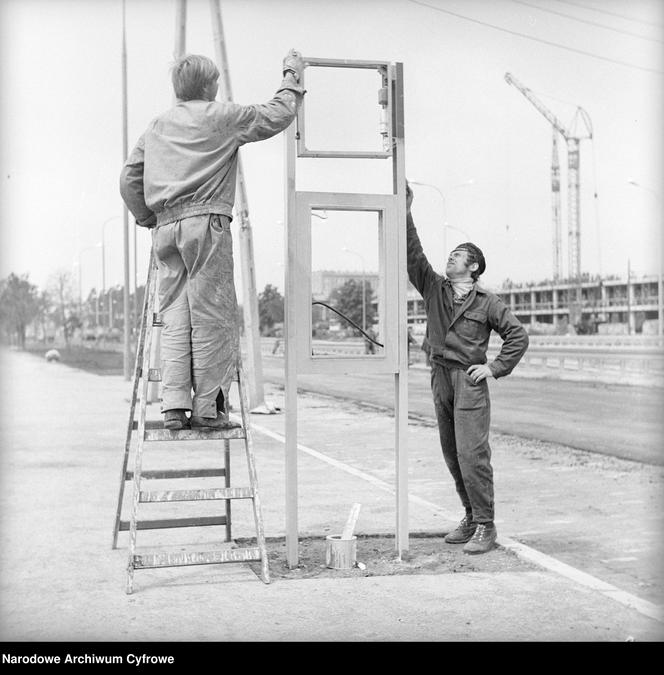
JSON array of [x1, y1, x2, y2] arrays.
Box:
[[405, 182, 528, 553], [120, 51, 305, 430]]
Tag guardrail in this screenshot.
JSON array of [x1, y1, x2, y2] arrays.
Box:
[[490, 344, 664, 378], [518, 335, 664, 349], [261, 337, 664, 380]]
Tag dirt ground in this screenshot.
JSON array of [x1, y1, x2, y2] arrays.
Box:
[[239, 533, 538, 581]]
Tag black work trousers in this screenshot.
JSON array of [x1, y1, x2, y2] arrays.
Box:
[[430, 363, 495, 523]]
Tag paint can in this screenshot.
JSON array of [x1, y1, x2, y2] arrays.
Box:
[[325, 534, 357, 569]]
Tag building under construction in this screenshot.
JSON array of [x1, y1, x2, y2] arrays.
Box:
[[407, 275, 661, 335]]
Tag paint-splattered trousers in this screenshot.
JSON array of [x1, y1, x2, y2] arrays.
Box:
[[430, 363, 495, 523], [153, 214, 239, 418]]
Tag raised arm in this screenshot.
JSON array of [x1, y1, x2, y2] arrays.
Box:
[[230, 49, 306, 145], [406, 181, 438, 296]]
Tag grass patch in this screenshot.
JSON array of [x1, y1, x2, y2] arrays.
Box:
[[24, 344, 128, 376]]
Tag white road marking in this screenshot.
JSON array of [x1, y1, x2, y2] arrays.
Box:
[[254, 422, 664, 624], [600, 557, 638, 563]]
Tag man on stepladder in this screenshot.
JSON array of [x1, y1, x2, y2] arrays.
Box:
[[405, 181, 529, 553], [120, 50, 304, 430]]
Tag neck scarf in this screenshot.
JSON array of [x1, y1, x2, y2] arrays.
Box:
[[450, 278, 474, 301]]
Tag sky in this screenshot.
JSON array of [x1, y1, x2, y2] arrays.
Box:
[[0, 0, 662, 302]]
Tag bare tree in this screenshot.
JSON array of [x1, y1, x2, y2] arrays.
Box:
[[47, 270, 79, 349]]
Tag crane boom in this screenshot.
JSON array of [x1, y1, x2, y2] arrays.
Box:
[[505, 72, 569, 138]]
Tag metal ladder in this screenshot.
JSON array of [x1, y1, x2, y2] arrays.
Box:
[[112, 254, 270, 594]]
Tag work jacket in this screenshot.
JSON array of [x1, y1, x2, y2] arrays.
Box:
[[406, 212, 529, 377], [120, 76, 304, 229]]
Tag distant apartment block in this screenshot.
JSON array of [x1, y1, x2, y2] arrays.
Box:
[[407, 274, 661, 335]]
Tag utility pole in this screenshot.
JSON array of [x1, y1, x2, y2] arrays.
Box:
[[175, 0, 186, 60], [146, 0, 188, 407], [627, 258, 632, 335], [209, 0, 268, 412]]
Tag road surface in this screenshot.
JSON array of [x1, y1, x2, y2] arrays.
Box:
[[262, 356, 664, 465]]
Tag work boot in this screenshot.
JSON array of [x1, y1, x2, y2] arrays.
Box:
[[463, 523, 497, 554], [191, 411, 241, 430], [444, 514, 476, 544], [163, 409, 190, 430]]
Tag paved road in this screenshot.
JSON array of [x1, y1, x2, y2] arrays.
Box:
[[262, 356, 664, 466], [2, 348, 662, 637]]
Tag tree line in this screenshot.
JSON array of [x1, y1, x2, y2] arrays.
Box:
[[1, 272, 373, 350]]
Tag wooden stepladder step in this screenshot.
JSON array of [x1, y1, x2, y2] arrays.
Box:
[[112, 254, 270, 594]]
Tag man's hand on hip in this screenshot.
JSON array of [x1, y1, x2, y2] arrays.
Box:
[[466, 363, 493, 384]]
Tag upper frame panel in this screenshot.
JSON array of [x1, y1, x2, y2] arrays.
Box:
[[297, 58, 393, 159]]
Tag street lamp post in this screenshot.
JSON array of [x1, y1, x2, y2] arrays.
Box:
[[342, 247, 366, 331], [409, 179, 474, 255], [78, 243, 102, 327], [101, 216, 121, 331], [627, 179, 663, 337]]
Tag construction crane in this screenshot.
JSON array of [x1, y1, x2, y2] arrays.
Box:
[[505, 73, 592, 299], [551, 130, 562, 280]]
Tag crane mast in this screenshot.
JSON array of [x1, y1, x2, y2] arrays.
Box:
[[505, 73, 592, 310], [551, 131, 562, 280]]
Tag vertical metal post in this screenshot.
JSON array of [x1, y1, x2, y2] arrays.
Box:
[[102, 234, 106, 329], [284, 122, 299, 567], [392, 62, 409, 556], [627, 258, 632, 335], [209, 0, 266, 411], [121, 0, 131, 380], [175, 0, 186, 57], [361, 270, 366, 331], [657, 236, 664, 340]]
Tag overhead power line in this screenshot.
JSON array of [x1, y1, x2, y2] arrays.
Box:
[[405, 0, 663, 74], [510, 0, 663, 44], [554, 0, 664, 29]]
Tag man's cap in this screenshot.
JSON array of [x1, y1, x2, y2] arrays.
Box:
[[453, 242, 486, 276]]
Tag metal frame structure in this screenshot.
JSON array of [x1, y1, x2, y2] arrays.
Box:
[[294, 192, 398, 374], [284, 57, 408, 567]]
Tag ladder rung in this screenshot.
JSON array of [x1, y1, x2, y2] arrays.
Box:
[[142, 427, 245, 442], [119, 515, 227, 531], [133, 547, 261, 569], [139, 487, 253, 503], [136, 368, 162, 381], [132, 420, 171, 430], [125, 468, 226, 480], [133, 419, 242, 431]]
